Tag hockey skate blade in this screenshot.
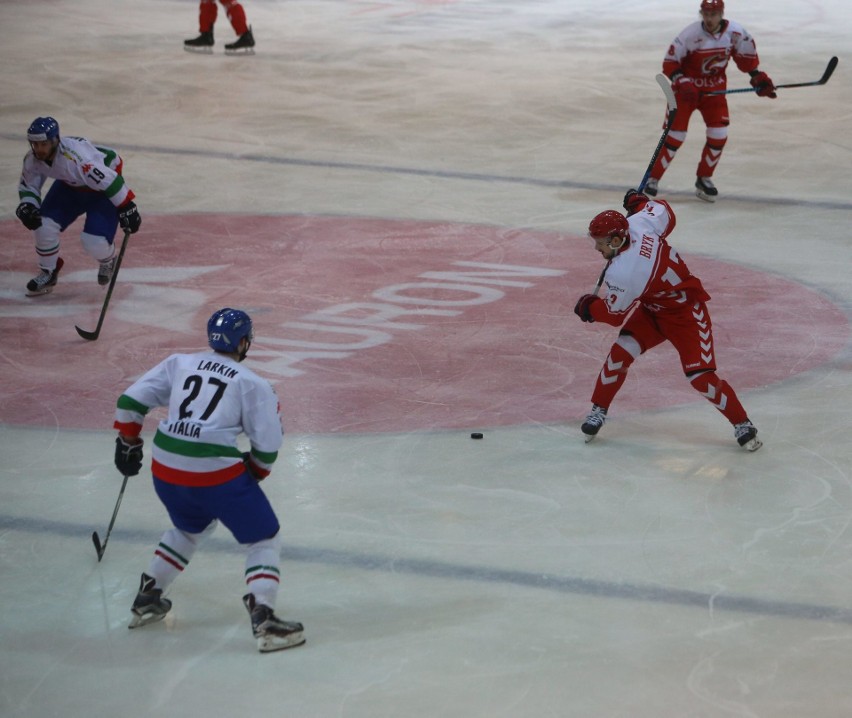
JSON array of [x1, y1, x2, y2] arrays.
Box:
[[257, 632, 306, 653], [184, 46, 213, 54], [742, 437, 763, 452], [225, 48, 255, 56], [583, 433, 598, 444], [26, 286, 55, 297], [128, 609, 170, 629]]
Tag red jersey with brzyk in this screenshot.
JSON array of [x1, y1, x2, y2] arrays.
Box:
[[663, 19, 760, 91], [589, 200, 710, 327]]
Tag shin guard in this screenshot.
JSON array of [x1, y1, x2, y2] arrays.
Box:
[[689, 371, 747, 425], [590, 341, 636, 409], [696, 128, 728, 178], [245, 534, 282, 609]]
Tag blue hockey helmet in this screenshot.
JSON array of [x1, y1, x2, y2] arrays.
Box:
[[207, 308, 254, 353], [27, 116, 60, 142]]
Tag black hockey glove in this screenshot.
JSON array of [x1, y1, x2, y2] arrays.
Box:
[[574, 294, 599, 323], [242, 452, 265, 481], [115, 436, 144, 476], [622, 189, 649, 216], [16, 202, 42, 230], [118, 201, 141, 234]]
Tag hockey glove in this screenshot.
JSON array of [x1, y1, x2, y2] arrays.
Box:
[[672, 76, 699, 105], [622, 189, 649, 216], [749, 71, 777, 98], [242, 452, 269, 481], [16, 202, 42, 230], [115, 436, 144, 477], [574, 294, 600, 323], [118, 201, 142, 234]]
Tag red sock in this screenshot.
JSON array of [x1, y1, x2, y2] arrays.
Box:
[[590, 343, 635, 409], [221, 0, 248, 35], [200, 0, 217, 32], [689, 371, 748, 425]]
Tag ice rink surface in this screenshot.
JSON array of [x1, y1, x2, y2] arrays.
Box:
[[1, 1, 851, 716]]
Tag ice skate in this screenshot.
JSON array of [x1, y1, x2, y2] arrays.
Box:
[[26, 257, 64, 296], [695, 176, 718, 203], [128, 573, 172, 629], [734, 420, 762, 452], [225, 27, 255, 55], [98, 255, 116, 286], [243, 593, 305, 652], [581, 404, 607, 443], [184, 31, 214, 53], [644, 177, 659, 197]]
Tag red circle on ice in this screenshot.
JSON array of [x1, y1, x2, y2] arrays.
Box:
[[1, 214, 848, 434]]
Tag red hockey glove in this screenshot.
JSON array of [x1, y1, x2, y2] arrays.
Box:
[[749, 71, 777, 98], [574, 294, 600, 323], [622, 189, 649, 216], [672, 76, 699, 105]]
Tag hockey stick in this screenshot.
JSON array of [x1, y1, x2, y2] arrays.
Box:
[[75, 228, 131, 341], [592, 74, 677, 295], [92, 473, 130, 561], [705, 56, 838, 96]]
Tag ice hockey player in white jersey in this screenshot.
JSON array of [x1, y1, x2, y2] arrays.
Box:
[[573, 190, 762, 451], [113, 308, 305, 653], [16, 117, 142, 295], [644, 0, 776, 202]]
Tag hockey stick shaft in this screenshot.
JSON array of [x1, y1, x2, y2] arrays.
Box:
[[705, 56, 837, 96], [593, 75, 677, 296], [75, 229, 131, 341], [93, 473, 130, 561]]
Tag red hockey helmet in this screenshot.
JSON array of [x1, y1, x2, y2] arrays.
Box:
[[588, 210, 629, 242], [700, 0, 724, 12]]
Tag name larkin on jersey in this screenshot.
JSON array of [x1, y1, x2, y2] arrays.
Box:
[[167, 420, 202, 438], [197, 360, 239, 379]]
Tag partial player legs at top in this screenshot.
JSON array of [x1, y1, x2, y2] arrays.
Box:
[[185, 0, 255, 53]]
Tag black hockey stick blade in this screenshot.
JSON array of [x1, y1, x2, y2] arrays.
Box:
[[777, 55, 838, 89], [75, 229, 131, 341], [707, 56, 838, 95], [92, 531, 105, 561]]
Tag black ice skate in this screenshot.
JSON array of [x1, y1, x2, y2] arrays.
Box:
[[184, 31, 214, 53], [734, 420, 762, 452], [695, 176, 718, 203], [581, 404, 607, 443], [225, 27, 255, 55], [26, 257, 64, 296], [243, 593, 305, 652], [98, 255, 116, 286], [128, 573, 172, 629]]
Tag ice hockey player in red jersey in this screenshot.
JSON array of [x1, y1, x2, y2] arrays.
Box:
[[184, 0, 255, 54], [573, 190, 762, 451], [645, 0, 775, 202], [113, 308, 305, 652]]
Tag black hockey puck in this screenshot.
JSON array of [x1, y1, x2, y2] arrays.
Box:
[[470, 432, 484, 439]]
